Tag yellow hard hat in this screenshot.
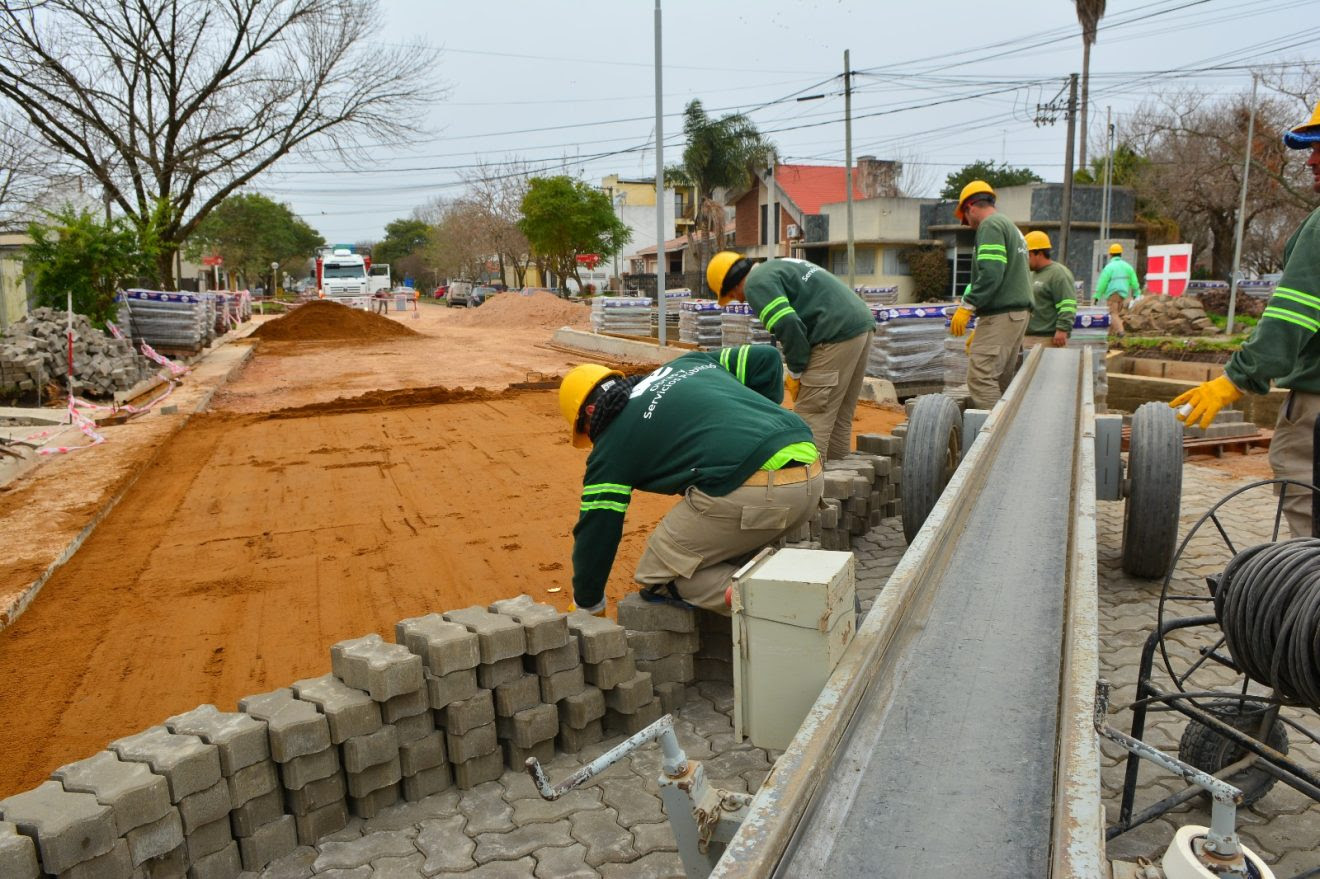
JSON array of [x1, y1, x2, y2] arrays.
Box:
[[1284, 99, 1320, 149], [954, 180, 995, 223], [1109, 243, 1123, 255], [707, 251, 751, 306], [559, 364, 623, 448], [1024, 230, 1051, 252]]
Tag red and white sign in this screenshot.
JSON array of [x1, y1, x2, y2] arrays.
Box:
[[1145, 244, 1193, 297], [202, 255, 223, 266], [576, 253, 601, 269]]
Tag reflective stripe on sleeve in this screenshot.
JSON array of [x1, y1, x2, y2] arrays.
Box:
[[1262, 305, 1320, 332]]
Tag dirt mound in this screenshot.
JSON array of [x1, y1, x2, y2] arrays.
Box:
[[262, 385, 514, 419], [448, 291, 590, 330], [251, 300, 418, 342]]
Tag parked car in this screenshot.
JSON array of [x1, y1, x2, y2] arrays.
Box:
[[445, 281, 474, 307], [517, 286, 557, 297], [468, 286, 499, 307], [433, 284, 448, 299]]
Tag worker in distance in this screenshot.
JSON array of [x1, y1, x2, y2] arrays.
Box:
[[1023, 230, 1077, 349], [560, 346, 824, 617]]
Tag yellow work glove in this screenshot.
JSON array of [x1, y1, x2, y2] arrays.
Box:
[[785, 374, 801, 401], [1171, 375, 1243, 430], [964, 329, 975, 353], [949, 306, 973, 337]]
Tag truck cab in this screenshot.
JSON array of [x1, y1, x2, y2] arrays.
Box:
[[317, 247, 369, 300]]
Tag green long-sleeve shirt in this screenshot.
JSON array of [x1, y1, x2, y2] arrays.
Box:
[[1226, 206, 1320, 395], [1095, 256, 1140, 300], [570, 346, 812, 610], [963, 212, 1032, 317], [742, 258, 874, 375], [1027, 261, 1078, 335]]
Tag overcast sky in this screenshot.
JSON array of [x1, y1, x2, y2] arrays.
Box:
[[257, 0, 1320, 245]]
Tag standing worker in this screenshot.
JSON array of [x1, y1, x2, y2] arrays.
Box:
[[1095, 243, 1141, 338], [706, 252, 874, 460], [1023, 230, 1077, 348], [1173, 100, 1320, 538], [946, 180, 1032, 409], [560, 345, 824, 616]]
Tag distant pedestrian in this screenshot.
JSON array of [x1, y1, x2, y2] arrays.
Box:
[[1095, 243, 1140, 337], [1023, 230, 1076, 349]]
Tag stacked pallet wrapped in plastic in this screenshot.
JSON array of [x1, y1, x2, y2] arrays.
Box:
[[116, 289, 210, 355], [678, 299, 723, 349], [651, 289, 690, 339], [868, 304, 957, 390], [209, 291, 253, 335], [590, 296, 653, 337], [1237, 279, 1277, 302], [855, 285, 899, 307], [719, 302, 774, 347]]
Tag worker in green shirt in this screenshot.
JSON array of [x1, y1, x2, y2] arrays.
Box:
[[706, 253, 874, 460], [1023, 230, 1077, 348], [1173, 100, 1320, 538], [1095, 243, 1141, 338], [946, 180, 1032, 409], [560, 346, 824, 616]]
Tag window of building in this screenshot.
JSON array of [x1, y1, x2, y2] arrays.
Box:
[[951, 249, 972, 295], [829, 248, 877, 276], [882, 249, 910, 276]]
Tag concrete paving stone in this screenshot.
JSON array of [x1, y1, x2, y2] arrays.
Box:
[[596, 779, 664, 826], [604, 672, 654, 714], [396, 614, 481, 676], [446, 723, 499, 764], [251, 845, 315, 879], [315, 868, 371, 879], [399, 732, 447, 777], [51, 750, 172, 835], [370, 852, 427, 879], [232, 787, 284, 837], [431, 857, 536, 879], [558, 687, 606, 729], [279, 746, 340, 791], [0, 821, 38, 879], [348, 781, 401, 820], [509, 788, 604, 825], [165, 705, 269, 777], [401, 763, 453, 802], [541, 664, 587, 703], [331, 635, 426, 702], [0, 781, 117, 874], [322, 813, 365, 843], [625, 630, 698, 661], [529, 639, 581, 677], [617, 593, 695, 634], [342, 725, 400, 775], [453, 750, 505, 791], [413, 815, 473, 873], [289, 676, 382, 745], [495, 704, 559, 749], [477, 656, 527, 690], [565, 613, 628, 665], [582, 653, 636, 691], [1271, 849, 1320, 876], [703, 747, 770, 788], [312, 828, 417, 871], [236, 813, 296, 872], [489, 595, 570, 655], [568, 808, 638, 867], [558, 719, 605, 754], [532, 842, 597, 879], [654, 683, 686, 716], [597, 850, 685, 879], [346, 758, 402, 800], [493, 673, 542, 717], [292, 800, 348, 847], [426, 668, 479, 711], [185, 813, 234, 862], [635, 654, 694, 686], [109, 726, 223, 803], [629, 821, 678, 856], [284, 771, 345, 816], [391, 710, 436, 745], [442, 607, 527, 664], [60, 837, 131, 879], [681, 696, 734, 737], [441, 691, 496, 736], [134, 842, 188, 879], [178, 777, 232, 834], [221, 758, 276, 810], [605, 699, 663, 737], [237, 690, 332, 764], [472, 819, 573, 864], [381, 687, 430, 724], [456, 781, 514, 834], [503, 738, 556, 771]]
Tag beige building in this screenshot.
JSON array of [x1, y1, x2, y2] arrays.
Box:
[[807, 196, 940, 302], [0, 233, 33, 331]]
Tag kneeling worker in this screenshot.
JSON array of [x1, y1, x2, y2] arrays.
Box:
[[561, 345, 824, 617], [1024, 230, 1077, 348]]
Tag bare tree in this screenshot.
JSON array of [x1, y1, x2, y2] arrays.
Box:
[[462, 159, 533, 288], [0, 0, 442, 287], [0, 113, 63, 230]]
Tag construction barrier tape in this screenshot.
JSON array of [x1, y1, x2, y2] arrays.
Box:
[[36, 399, 106, 455], [140, 342, 189, 377]]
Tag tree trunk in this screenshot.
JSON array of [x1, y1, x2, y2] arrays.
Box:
[[155, 244, 178, 290], [1079, 39, 1091, 170], [1209, 214, 1237, 280]]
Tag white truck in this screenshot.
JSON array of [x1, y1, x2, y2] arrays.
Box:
[[315, 247, 391, 308]]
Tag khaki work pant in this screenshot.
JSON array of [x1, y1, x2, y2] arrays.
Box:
[[796, 330, 874, 460], [633, 468, 825, 615], [1107, 294, 1126, 335], [1270, 390, 1320, 538], [967, 310, 1028, 410], [1022, 335, 1057, 348]]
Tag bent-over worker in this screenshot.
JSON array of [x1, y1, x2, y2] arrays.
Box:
[[1023, 230, 1077, 348], [706, 252, 874, 460], [561, 345, 824, 617], [1095, 243, 1140, 338]]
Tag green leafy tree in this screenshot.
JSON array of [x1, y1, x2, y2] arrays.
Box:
[[373, 218, 432, 267], [902, 246, 951, 302], [518, 176, 630, 295], [25, 207, 155, 326], [940, 161, 1043, 199], [188, 193, 323, 289]]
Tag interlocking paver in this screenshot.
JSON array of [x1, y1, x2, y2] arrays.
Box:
[[509, 788, 603, 824], [568, 808, 637, 867], [533, 842, 598, 878], [457, 782, 514, 835], [597, 850, 685, 878], [472, 819, 573, 864], [630, 821, 678, 856], [371, 852, 426, 878], [311, 828, 417, 871], [416, 815, 474, 873]]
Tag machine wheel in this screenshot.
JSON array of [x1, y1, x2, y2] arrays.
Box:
[[1122, 402, 1183, 578], [900, 394, 963, 543], [1177, 700, 1289, 807]]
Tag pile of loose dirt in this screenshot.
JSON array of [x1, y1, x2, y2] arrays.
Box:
[[448, 291, 590, 330], [251, 301, 418, 342]]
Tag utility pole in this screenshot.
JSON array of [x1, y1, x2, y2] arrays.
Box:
[[1059, 73, 1079, 266], [1227, 74, 1259, 336], [653, 0, 665, 345], [844, 49, 856, 288], [1099, 107, 1113, 245]]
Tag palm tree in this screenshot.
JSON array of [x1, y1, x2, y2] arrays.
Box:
[[667, 100, 776, 295], [1076, 0, 1106, 169]]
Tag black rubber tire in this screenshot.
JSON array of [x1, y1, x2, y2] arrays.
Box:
[[900, 394, 963, 544], [1122, 401, 1183, 578], [1177, 700, 1289, 807]]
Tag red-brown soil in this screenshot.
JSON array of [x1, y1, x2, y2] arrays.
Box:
[[251, 300, 419, 342]]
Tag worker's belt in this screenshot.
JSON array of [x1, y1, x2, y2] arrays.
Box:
[[741, 458, 822, 487]]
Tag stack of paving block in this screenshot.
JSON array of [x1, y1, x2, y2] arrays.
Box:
[[563, 610, 643, 742], [780, 441, 901, 550], [166, 705, 294, 873], [489, 596, 570, 769], [394, 615, 482, 797], [0, 779, 139, 879], [238, 688, 345, 845], [679, 299, 723, 348], [117, 290, 211, 355], [719, 302, 774, 347], [0, 307, 154, 399], [854, 284, 900, 307], [617, 594, 696, 727], [441, 606, 527, 788], [590, 296, 653, 336], [869, 304, 957, 386], [693, 609, 734, 684]]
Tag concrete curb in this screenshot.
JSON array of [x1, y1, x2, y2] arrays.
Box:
[[550, 328, 689, 364]]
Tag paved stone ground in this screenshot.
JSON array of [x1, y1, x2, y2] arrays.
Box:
[[251, 463, 1319, 878]]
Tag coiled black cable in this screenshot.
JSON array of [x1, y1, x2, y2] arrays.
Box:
[[1216, 537, 1320, 709]]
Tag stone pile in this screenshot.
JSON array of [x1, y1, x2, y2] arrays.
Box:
[[1123, 294, 1220, 336], [0, 308, 153, 399]]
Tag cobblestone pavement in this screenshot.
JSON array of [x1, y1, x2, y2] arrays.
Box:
[[252, 463, 1318, 878]]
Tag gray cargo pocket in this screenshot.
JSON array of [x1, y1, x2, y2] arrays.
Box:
[[741, 505, 792, 531]]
